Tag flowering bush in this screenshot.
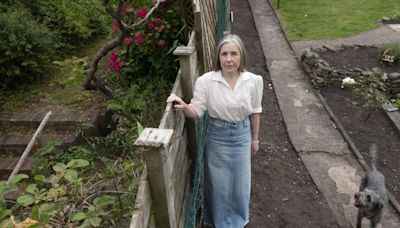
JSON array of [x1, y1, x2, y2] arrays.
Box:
[[107, 0, 186, 84]]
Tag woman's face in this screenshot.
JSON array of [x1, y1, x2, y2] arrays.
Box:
[[219, 41, 241, 74]]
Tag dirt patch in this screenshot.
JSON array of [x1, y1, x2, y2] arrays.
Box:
[[231, 0, 340, 227], [316, 46, 400, 204]]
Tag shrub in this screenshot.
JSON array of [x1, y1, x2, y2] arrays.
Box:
[[28, 0, 110, 47], [108, 1, 186, 84], [0, 8, 55, 87]]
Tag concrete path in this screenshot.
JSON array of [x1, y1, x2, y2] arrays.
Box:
[[292, 25, 400, 53], [247, 0, 400, 227]]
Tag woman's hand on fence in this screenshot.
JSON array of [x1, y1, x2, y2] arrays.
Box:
[[166, 93, 187, 110], [167, 94, 199, 119]]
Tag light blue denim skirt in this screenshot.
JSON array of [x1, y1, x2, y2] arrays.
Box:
[[204, 117, 251, 228]]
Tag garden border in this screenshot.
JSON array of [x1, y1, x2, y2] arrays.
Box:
[[298, 45, 400, 216], [299, 45, 400, 135]]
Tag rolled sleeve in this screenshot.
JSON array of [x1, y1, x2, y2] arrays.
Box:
[[190, 77, 208, 118], [252, 75, 263, 113]]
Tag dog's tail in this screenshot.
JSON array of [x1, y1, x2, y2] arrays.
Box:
[[368, 143, 378, 171]]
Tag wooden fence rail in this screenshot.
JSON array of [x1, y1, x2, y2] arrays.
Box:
[[131, 30, 200, 228]]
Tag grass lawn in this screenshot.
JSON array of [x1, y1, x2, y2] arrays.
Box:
[[269, 0, 400, 41]]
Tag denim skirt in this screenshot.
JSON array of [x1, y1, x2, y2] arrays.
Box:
[[204, 117, 251, 228]]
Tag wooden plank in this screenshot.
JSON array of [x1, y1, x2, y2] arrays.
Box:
[[194, 7, 205, 74], [142, 146, 172, 228], [177, 172, 192, 228], [135, 128, 176, 228], [173, 43, 198, 161], [173, 149, 190, 218], [159, 70, 183, 129], [173, 45, 195, 104], [134, 128, 173, 147], [130, 168, 152, 228], [163, 133, 183, 180], [173, 110, 186, 135], [187, 31, 196, 49]]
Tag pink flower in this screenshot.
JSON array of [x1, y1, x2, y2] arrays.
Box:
[[110, 51, 118, 62], [156, 25, 165, 33], [136, 7, 148, 19], [147, 21, 155, 29], [123, 35, 133, 45], [112, 20, 118, 32], [134, 32, 144, 44], [108, 51, 124, 76], [121, 2, 134, 15], [154, 18, 162, 24], [158, 39, 166, 46]]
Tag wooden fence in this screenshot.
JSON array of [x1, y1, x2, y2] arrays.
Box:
[[129, 0, 220, 227], [131, 31, 197, 228]]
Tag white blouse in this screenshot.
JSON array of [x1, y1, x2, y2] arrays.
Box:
[[189, 70, 263, 122]]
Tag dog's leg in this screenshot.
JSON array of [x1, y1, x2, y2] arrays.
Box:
[[370, 209, 383, 228], [356, 210, 363, 228], [370, 220, 378, 228]]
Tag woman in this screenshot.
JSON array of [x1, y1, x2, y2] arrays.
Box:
[[167, 34, 263, 227]]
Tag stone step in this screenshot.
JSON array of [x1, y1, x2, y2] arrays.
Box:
[[0, 120, 81, 132], [0, 104, 103, 132], [0, 157, 32, 178], [0, 133, 77, 156]]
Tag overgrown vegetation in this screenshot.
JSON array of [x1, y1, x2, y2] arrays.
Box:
[[269, 0, 400, 41], [378, 43, 400, 63], [1, 134, 144, 227], [347, 69, 388, 119], [1, 0, 187, 226], [0, 0, 110, 94], [0, 8, 55, 87]]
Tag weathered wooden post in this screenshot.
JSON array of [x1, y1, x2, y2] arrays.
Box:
[[134, 128, 176, 228], [193, 0, 205, 75], [173, 45, 198, 160]]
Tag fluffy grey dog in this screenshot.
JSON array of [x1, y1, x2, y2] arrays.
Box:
[[354, 143, 388, 228]]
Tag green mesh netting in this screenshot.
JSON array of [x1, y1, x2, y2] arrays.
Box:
[[216, 0, 231, 42], [184, 113, 208, 228], [184, 1, 230, 227]]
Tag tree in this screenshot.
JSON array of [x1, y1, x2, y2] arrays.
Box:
[[84, 0, 167, 97]]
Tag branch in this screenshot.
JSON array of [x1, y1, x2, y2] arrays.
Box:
[[84, 0, 166, 94]]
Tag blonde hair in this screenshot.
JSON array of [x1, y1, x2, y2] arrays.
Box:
[[213, 34, 247, 72]]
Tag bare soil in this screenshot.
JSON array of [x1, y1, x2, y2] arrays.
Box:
[[232, 0, 400, 227], [232, 1, 340, 227], [317, 47, 400, 204]]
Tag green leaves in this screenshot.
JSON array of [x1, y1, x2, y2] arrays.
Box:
[[17, 195, 34, 207], [0, 208, 12, 220], [71, 212, 87, 222], [71, 195, 116, 227], [53, 159, 89, 172], [31, 203, 55, 225], [64, 170, 79, 185], [67, 159, 90, 169], [53, 163, 68, 172]]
